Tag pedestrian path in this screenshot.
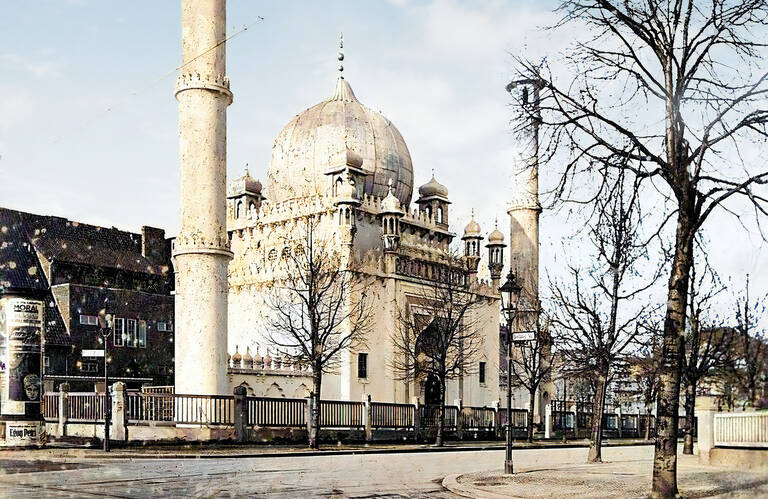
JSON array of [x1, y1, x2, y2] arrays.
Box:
[[443, 453, 768, 498]]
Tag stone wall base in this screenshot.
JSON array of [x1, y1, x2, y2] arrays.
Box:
[[709, 447, 768, 470]]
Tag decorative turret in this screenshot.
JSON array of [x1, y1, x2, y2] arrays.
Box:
[[486, 220, 506, 288], [462, 210, 482, 281], [416, 172, 450, 227], [253, 346, 263, 370], [232, 345, 242, 369], [243, 346, 253, 369], [380, 179, 404, 253], [228, 167, 264, 220]]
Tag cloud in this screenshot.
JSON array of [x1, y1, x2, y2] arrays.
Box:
[[0, 52, 63, 77]]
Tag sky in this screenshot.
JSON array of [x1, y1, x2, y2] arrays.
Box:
[[0, 0, 765, 321]]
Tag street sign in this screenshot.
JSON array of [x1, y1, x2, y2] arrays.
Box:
[[82, 349, 105, 357], [512, 331, 535, 342]]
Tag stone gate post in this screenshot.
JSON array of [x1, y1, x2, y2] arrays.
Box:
[[234, 385, 247, 443], [110, 382, 126, 443], [58, 383, 70, 437], [696, 395, 717, 465]]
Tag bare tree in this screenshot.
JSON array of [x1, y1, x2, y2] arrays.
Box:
[[735, 275, 768, 408], [550, 170, 657, 462], [390, 255, 486, 447], [681, 256, 737, 454], [264, 214, 373, 449], [513, 2, 768, 495], [508, 309, 555, 443]]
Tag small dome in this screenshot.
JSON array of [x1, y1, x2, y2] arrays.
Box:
[[253, 346, 263, 363], [488, 228, 505, 244], [418, 175, 448, 199], [381, 181, 403, 214], [463, 217, 481, 238], [243, 347, 253, 362], [228, 169, 262, 197], [336, 177, 359, 204], [232, 346, 242, 363]]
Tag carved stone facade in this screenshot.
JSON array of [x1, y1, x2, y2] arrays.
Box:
[[224, 74, 502, 407]]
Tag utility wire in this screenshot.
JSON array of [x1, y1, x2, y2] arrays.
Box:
[[53, 16, 265, 142]]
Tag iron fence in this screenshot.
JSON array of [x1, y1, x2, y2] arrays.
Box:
[[371, 402, 414, 428], [248, 397, 306, 427], [320, 400, 364, 428], [67, 392, 106, 422]]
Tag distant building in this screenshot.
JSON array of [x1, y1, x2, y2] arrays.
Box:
[[0, 208, 175, 392]]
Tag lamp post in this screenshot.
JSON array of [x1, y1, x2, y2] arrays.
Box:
[[97, 299, 113, 452], [499, 271, 522, 474]]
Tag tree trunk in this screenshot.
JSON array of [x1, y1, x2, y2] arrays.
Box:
[[683, 380, 696, 455], [587, 370, 608, 463], [644, 403, 652, 441], [309, 371, 322, 449], [435, 379, 445, 447], [652, 205, 694, 499], [527, 389, 535, 443]]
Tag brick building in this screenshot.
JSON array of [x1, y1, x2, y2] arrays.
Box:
[[0, 208, 175, 392]]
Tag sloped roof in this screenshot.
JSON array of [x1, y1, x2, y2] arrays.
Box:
[[1, 207, 168, 279]]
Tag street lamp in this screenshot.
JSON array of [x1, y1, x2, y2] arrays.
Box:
[[97, 298, 113, 452], [499, 271, 522, 475]]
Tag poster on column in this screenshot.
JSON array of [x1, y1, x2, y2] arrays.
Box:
[[3, 298, 42, 415]]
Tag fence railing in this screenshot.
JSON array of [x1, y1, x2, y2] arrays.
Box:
[[371, 402, 414, 429], [67, 392, 106, 422], [127, 393, 233, 425], [320, 400, 364, 428], [248, 397, 306, 427], [420, 405, 458, 429], [497, 408, 529, 429], [460, 407, 496, 430], [42, 393, 59, 421], [714, 411, 768, 448], [44, 390, 536, 436]]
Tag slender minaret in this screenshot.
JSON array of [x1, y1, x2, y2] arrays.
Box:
[[173, 0, 233, 395], [506, 79, 542, 315]]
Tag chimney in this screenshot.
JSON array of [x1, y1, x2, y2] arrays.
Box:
[[141, 226, 167, 265]]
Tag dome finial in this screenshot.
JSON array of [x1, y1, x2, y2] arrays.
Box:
[[338, 32, 345, 77], [245, 163, 250, 176], [388, 177, 394, 194]]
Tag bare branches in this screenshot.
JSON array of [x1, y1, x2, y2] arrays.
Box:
[[263, 214, 374, 375]]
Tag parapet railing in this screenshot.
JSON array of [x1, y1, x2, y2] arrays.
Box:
[[714, 411, 768, 448]]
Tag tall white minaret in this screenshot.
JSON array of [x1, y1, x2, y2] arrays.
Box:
[[506, 80, 542, 315], [173, 0, 233, 395]]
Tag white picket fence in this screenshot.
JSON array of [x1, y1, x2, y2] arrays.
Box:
[[714, 411, 768, 448]]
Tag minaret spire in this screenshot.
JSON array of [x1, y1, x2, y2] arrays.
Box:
[[338, 32, 344, 78]]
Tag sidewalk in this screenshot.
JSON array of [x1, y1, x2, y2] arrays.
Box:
[[442, 452, 768, 498], [0, 438, 652, 460]]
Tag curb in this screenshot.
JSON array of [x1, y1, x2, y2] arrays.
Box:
[[0, 440, 654, 460], [442, 473, 514, 499]]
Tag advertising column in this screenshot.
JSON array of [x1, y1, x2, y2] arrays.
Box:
[[0, 295, 44, 447]]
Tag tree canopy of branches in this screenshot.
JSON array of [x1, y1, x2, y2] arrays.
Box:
[[390, 255, 487, 447], [681, 254, 736, 454], [734, 276, 768, 408], [264, 214, 373, 449], [550, 170, 658, 462], [508, 309, 555, 443], [513, 1, 768, 495]]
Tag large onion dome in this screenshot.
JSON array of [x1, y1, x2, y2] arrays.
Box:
[[267, 76, 414, 206]]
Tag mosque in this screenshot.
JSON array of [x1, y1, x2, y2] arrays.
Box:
[[172, 2, 543, 416], [222, 46, 506, 407]]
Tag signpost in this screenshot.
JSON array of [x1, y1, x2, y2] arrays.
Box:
[[512, 331, 536, 342], [81, 349, 105, 358]]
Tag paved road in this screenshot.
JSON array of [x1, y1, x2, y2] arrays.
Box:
[[0, 445, 656, 497]]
